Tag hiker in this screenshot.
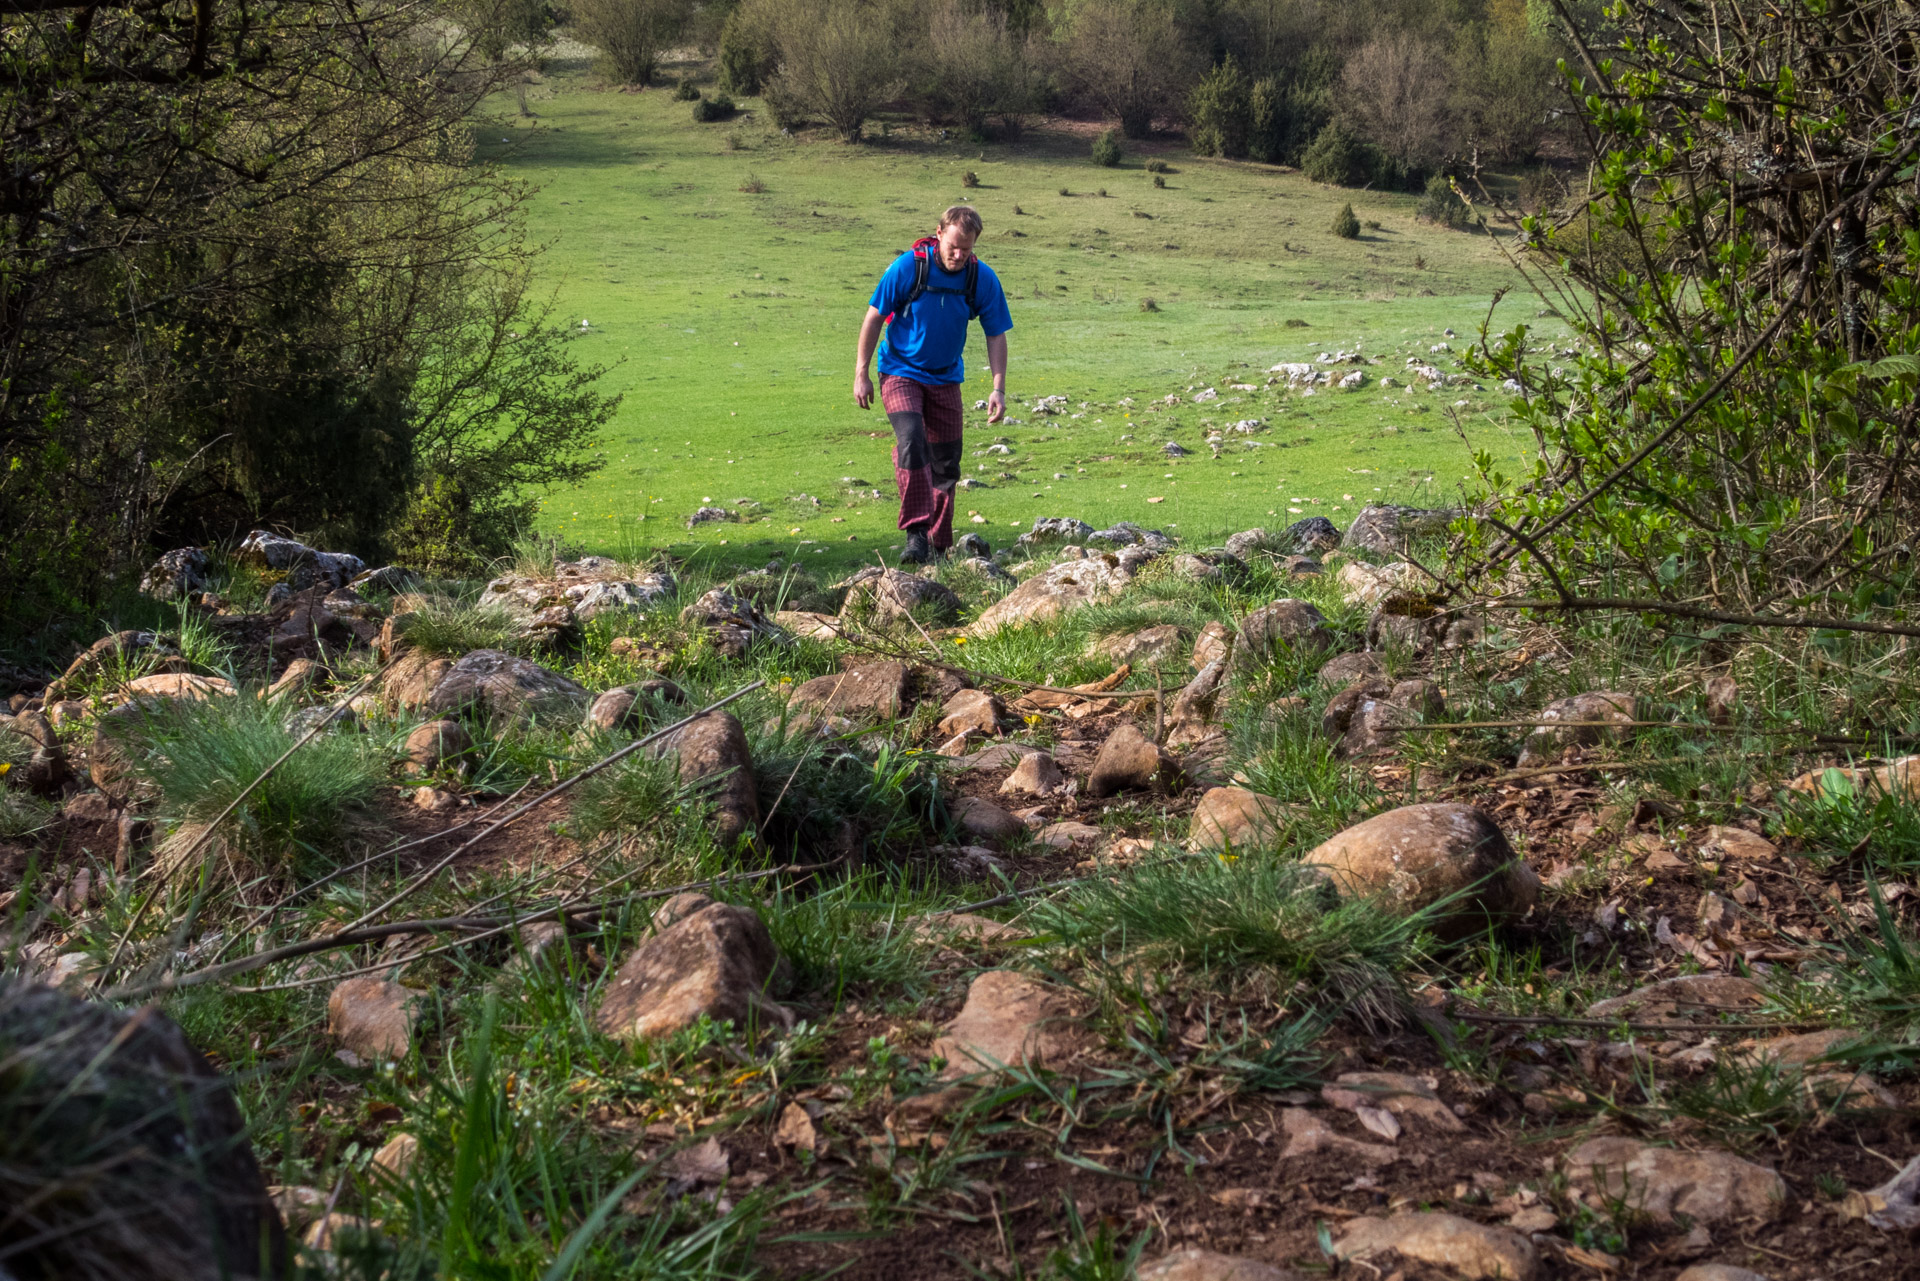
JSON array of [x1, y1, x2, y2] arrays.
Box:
[[854, 205, 1013, 565]]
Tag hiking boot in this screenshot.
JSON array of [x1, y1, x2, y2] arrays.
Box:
[[899, 531, 932, 565]]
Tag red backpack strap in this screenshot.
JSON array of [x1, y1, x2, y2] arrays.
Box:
[[884, 239, 942, 325]]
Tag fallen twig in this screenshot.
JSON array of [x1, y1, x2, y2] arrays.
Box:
[[1448, 1010, 1824, 1034]]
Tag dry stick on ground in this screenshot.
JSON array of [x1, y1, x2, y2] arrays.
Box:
[[94, 667, 385, 987], [1395, 718, 1909, 747], [1448, 1010, 1825, 1034], [335, 679, 766, 935], [1480, 595, 1920, 641]]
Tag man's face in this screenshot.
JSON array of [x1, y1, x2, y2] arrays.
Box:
[[936, 223, 976, 271]]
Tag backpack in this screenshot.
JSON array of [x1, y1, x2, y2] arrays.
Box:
[[884, 236, 981, 327]]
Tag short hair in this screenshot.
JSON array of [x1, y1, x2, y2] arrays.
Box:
[[939, 204, 984, 237]]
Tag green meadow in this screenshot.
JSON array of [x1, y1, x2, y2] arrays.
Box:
[[496, 54, 1559, 575]]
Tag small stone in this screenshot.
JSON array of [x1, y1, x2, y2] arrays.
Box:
[[1093, 623, 1187, 669], [327, 977, 417, 1062], [835, 567, 963, 626], [1087, 722, 1182, 798], [411, 786, 457, 813], [1302, 803, 1539, 937], [939, 688, 1007, 738], [594, 897, 792, 1042], [1698, 890, 1740, 937], [931, 970, 1095, 1079], [404, 719, 472, 776], [999, 751, 1066, 797], [1232, 599, 1333, 667], [1515, 691, 1635, 767], [1035, 821, 1101, 848], [424, 649, 590, 725], [1275, 1107, 1397, 1165], [789, 660, 912, 721], [1318, 650, 1386, 689], [1699, 825, 1776, 861], [1322, 1072, 1464, 1132], [646, 711, 758, 849], [951, 795, 1024, 842], [1584, 974, 1765, 1022], [371, 1132, 419, 1178], [1506, 1207, 1558, 1233], [1188, 787, 1286, 852], [1138, 1249, 1308, 1281], [1335, 1212, 1538, 1281], [1560, 1137, 1787, 1223], [908, 913, 1027, 946], [1676, 1267, 1771, 1281], [1191, 620, 1234, 671]]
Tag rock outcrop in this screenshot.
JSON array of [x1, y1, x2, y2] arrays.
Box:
[[423, 650, 591, 725]]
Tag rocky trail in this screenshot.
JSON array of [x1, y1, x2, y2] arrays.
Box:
[[3, 507, 1918, 1281]]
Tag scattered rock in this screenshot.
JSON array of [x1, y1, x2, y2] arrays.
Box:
[[423, 649, 590, 725], [969, 555, 1133, 635], [938, 688, 1008, 738], [585, 680, 688, 733], [380, 650, 455, 714], [1850, 1151, 1920, 1229], [681, 588, 785, 658], [411, 785, 457, 813], [1138, 1249, 1308, 1281], [1093, 623, 1187, 669], [1318, 650, 1386, 689], [1335, 559, 1423, 608], [594, 895, 792, 1041], [350, 565, 426, 596], [1322, 1072, 1464, 1132], [123, 672, 236, 701], [1035, 820, 1101, 848], [1276, 1107, 1397, 1165], [774, 1102, 822, 1153], [48, 629, 173, 699], [1785, 754, 1920, 800], [687, 505, 733, 528], [1699, 825, 1776, 861], [1188, 787, 1285, 851], [1584, 974, 1765, 1022], [931, 970, 1094, 1078], [404, 719, 471, 776], [1335, 1212, 1537, 1281], [908, 913, 1028, 946], [1302, 803, 1539, 935], [1087, 722, 1182, 797], [955, 532, 992, 559], [237, 529, 364, 591], [999, 751, 1066, 797], [1019, 516, 1096, 545], [952, 795, 1024, 843], [1516, 691, 1636, 767], [646, 712, 759, 848], [265, 657, 324, 702], [1232, 600, 1333, 667], [1676, 1267, 1771, 1281], [565, 574, 677, 620], [327, 977, 416, 1063], [772, 610, 847, 640], [1191, 621, 1234, 671], [963, 741, 1039, 772], [371, 1132, 419, 1178], [1172, 551, 1246, 584], [1343, 504, 1461, 557], [1086, 521, 1173, 551], [835, 567, 963, 626], [939, 843, 1007, 878], [1322, 679, 1444, 758], [1560, 1137, 1786, 1223], [1167, 657, 1230, 749], [790, 660, 911, 721], [139, 546, 212, 600]]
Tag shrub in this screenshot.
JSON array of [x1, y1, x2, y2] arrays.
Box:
[[717, 2, 779, 95], [1188, 55, 1251, 158], [692, 92, 736, 122], [1090, 128, 1123, 167], [1300, 122, 1423, 191], [1152, 173, 1165, 188], [1144, 158, 1170, 173], [761, 74, 809, 129], [961, 169, 979, 188], [739, 172, 766, 193], [1330, 202, 1360, 238], [1139, 296, 1159, 312], [762, 0, 910, 142], [1416, 173, 1473, 229], [673, 79, 701, 101], [570, 0, 692, 86]]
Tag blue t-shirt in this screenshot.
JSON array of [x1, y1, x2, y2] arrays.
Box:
[[868, 250, 1013, 386]]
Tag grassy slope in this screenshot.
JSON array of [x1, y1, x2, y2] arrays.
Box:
[[492, 57, 1559, 577]]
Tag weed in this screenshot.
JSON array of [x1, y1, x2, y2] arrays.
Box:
[[0, 787, 54, 839], [1144, 158, 1170, 174], [1139, 297, 1158, 312], [1284, 317, 1309, 327], [739, 172, 765, 193], [673, 80, 701, 102], [1152, 173, 1165, 188], [400, 606, 522, 658], [757, 871, 944, 1006], [962, 170, 979, 188], [1045, 1191, 1151, 1279]]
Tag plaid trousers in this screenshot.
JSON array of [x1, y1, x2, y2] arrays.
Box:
[[881, 375, 965, 550]]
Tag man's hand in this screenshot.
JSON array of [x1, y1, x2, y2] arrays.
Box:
[[986, 389, 1006, 424], [854, 371, 875, 410]]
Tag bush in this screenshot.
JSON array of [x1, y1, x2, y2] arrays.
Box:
[[763, 0, 910, 142], [1187, 55, 1250, 159], [692, 92, 736, 121], [1091, 128, 1123, 167], [1152, 173, 1165, 188], [570, 0, 692, 86], [1330, 202, 1360, 238], [960, 169, 979, 188], [925, 0, 1040, 138], [1416, 173, 1473, 229], [1144, 158, 1170, 173], [673, 79, 701, 101], [717, 2, 779, 95], [739, 171, 765, 193], [1300, 122, 1423, 191]]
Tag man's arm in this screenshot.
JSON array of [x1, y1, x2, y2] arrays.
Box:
[[984, 331, 1008, 424], [854, 306, 885, 409]]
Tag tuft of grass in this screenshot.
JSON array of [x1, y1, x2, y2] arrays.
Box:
[[400, 606, 522, 658], [738, 171, 765, 193], [0, 788, 55, 839], [126, 694, 386, 881], [1139, 296, 1159, 312], [1032, 856, 1431, 1028], [757, 871, 947, 1006]]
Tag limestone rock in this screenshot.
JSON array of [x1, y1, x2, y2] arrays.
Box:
[[931, 970, 1094, 1078], [124, 673, 235, 701], [1334, 560, 1423, 608], [1188, 787, 1286, 852], [1343, 504, 1461, 557], [952, 795, 1024, 843], [1516, 691, 1635, 768], [1035, 820, 1101, 848], [1584, 974, 1765, 1023], [681, 589, 784, 659], [349, 565, 425, 596], [1086, 521, 1173, 551], [1561, 1137, 1786, 1223], [646, 711, 758, 848], [1166, 657, 1230, 749], [327, 978, 416, 1063], [1322, 1071, 1464, 1132], [380, 650, 454, 714], [999, 751, 1066, 797], [48, 629, 173, 699], [790, 660, 911, 721], [139, 547, 212, 600], [237, 529, 364, 591], [0, 980, 289, 1279], [594, 896, 791, 1041], [1087, 722, 1182, 798], [424, 649, 590, 725], [1676, 1267, 1771, 1281], [371, 1132, 419, 1178], [1191, 620, 1234, 671], [404, 719, 471, 777], [1335, 1212, 1537, 1281], [1139, 1249, 1308, 1281], [1322, 679, 1444, 758], [969, 555, 1132, 635], [564, 572, 676, 620], [1018, 516, 1095, 546], [1302, 803, 1538, 936], [1276, 1107, 1397, 1165], [1318, 650, 1386, 689], [909, 913, 1028, 946], [585, 680, 688, 733], [835, 567, 962, 626], [939, 688, 1007, 738], [1093, 624, 1187, 670], [1233, 600, 1333, 668], [265, 658, 323, 702], [1784, 754, 1920, 800], [772, 610, 846, 640], [1171, 551, 1246, 584]]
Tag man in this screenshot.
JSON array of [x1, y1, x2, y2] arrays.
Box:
[[854, 205, 1012, 565]]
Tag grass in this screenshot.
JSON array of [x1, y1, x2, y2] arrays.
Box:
[[488, 52, 1555, 579]]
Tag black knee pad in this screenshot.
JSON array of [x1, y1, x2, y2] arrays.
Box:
[[889, 411, 929, 470], [929, 438, 963, 490]]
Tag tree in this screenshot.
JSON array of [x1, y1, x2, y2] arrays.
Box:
[[765, 0, 911, 142], [925, 0, 1040, 137], [1059, 0, 1198, 139], [1338, 32, 1455, 171], [569, 0, 695, 85], [1448, 21, 1560, 163], [1188, 55, 1252, 158]]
